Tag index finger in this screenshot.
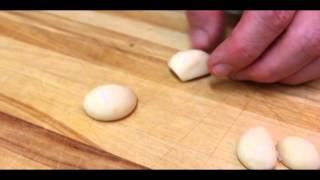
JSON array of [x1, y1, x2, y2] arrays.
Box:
[[187, 11, 225, 52]]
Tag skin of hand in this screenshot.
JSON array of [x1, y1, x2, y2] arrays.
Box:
[[187, 10, 320, 85]]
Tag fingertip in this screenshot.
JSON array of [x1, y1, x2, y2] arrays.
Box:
[[210, 64, 233, 78], [187, 10, 225, 52], [207, 47, 225, 71], [190, 29, 210, 51]]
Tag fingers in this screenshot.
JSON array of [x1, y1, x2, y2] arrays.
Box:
[[280, 57, 320, 85], [208, 11, 296, 78], [232, 11, 320, 83], [186, 11, 225, 52]]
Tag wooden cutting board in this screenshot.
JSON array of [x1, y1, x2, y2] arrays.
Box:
[[0, 11, 319, 169]]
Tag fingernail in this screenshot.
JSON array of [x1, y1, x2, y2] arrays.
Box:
[[211, 64, 233, 77], [191, 29, 209, 49]]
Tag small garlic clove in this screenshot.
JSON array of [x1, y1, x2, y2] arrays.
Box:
[[168, 49, 209, 82], [277, 136, 320, 170], [83, 84, 137, 121], [237, 126, 278, 170]]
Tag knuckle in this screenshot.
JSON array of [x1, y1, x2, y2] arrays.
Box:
[[307, 31, 320, 54], [231, 38, 257, 61], [289, 12, 320, 55], [258, 11, 294, 32], [293, 27, 320, 56], [271, 11, 295, 26]]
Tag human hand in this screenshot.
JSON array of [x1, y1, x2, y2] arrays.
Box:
[[187, 11, 320, 85]]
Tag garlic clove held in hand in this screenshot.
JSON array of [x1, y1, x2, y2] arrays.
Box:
[[168, 49, 210, 82]]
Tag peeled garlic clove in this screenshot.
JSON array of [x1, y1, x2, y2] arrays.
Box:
[[277, 136, 320, 169], [168, 49, 209, 82], [83, 84, 137, 121], [237, 126, 277, 169]]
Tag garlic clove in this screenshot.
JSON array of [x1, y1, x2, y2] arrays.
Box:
[[277, 136, 320, 170], [83, 84, 137, 121], [168, 49, 209, 82], [237, 126, 278, 170]]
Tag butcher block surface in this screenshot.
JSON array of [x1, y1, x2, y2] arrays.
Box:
[[0, 11, 319, 169]]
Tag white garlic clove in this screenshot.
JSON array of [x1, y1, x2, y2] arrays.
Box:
[[237, 126, 278, 170], [83, 84, 137, 121], [277, 136, 320, 170], [168, 49, 209, 82]]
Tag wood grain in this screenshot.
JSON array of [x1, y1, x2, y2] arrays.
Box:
[[0, 11, 319, 169], [0, 104, 145, 169]]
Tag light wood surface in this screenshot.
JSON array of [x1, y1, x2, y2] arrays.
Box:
[[0, 11, 319, 169]]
